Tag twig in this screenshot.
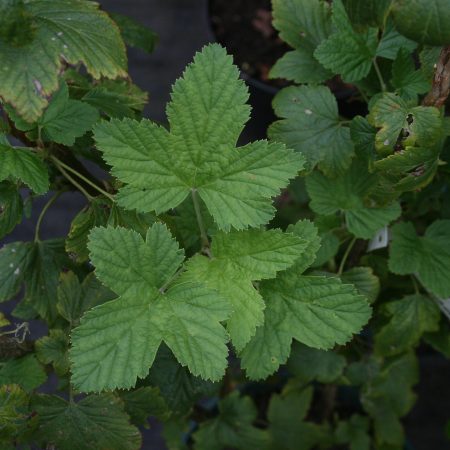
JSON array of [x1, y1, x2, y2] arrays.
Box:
[[423, 46, 450, 107]]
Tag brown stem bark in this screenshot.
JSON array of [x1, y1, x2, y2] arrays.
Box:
[[423, 46, 450, 108]]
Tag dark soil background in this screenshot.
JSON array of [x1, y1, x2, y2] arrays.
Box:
[[2, 1, 450, 449]]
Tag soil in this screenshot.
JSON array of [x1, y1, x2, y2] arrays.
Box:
[[209, 0, 289, 87]]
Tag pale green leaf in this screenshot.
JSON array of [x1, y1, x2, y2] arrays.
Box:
[[270, 85, 354, 176], [182, 228, 305, 350], [0, 0, 127, 121], [32, 394, 141, 450], [375, 294, 440, 356], [391, 0, 450, 45], [193, 391, 269, 450], [71, 224, 231, 391], [94, 44, 304, 230], [87, 223, 184, 297], [0, 144, 49, 194], [389, 221, 450, 297], [0, 355, 46, 391], [240, 275, 371, 379]]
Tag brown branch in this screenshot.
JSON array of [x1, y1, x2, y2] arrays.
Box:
[[423, 46, 450, 108]]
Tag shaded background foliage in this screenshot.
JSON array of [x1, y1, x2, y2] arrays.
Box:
[[1, 0, 450, 449]]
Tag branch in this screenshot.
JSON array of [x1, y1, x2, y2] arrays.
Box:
[[423, 46, 450, 108]]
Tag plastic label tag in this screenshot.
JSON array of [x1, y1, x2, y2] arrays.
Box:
[[437, 298, 450, 322], [367, 226, 389, 252]]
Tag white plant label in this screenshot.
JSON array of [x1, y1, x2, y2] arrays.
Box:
[[367, 226, 389, 252]]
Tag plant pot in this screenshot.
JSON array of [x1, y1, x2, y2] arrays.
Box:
[[207, 0, 368, 139]]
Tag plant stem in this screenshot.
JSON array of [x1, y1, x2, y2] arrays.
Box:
[[411, 275, 420, 295], [373, 58, 387, 92], [337, 237, 357, 275], [191, 188, 210, 250], [34, 192, 61, 242], [53, 161, 93, 201], [50, 156, 115, 201]]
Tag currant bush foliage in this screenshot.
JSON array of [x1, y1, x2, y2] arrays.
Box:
[[0, 0, 449, 449]]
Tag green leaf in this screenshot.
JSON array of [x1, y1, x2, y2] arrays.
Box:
[[270, 85, 354, 176], [311, 231, 340, 268], [25, 239, 70, 322], [0, 355, 46, 391], [0, 182, 23, 239], [314, 0, 378, 82], [368, 93, 442, 155], [148, 345, 218, 415], [38, 82, 99, 146], [0, 0, 127, 121], [270, 49, 331, 84], [335, 414, 370, 450], [391, 48, 429, 101], [341, 267, 380, 304], [93, 44, 304, 231], [57, 272, 115, 325], [70, 224, 231, 392], [82, 79, 148, 119], [0, 242, 31, 303], [0, 385, 30, 440], [35, 329, 70, 376], [306, 161, 401, 239], [375, 294, 440, 356], [361, 352, 418, 446], [287, 342, 346, 382], [32, 394, 141, 450], [240, 274, 371, 379], [286, 219, 322, 274], [119, 387, 169, 426], [65, 199, 110, 263], [193, 391, 269, 450], [267, 386, 325, 450], [270, 0, 331, 83], [110, 12, 158, 54], [182, 228, 307, 350], [342, 0, 392, 27], [391, 0, 450, 45], [376, 18, 418, 60], [350, 116, 377, 160], [424, 321, 450, 359], [0, 144, 49, 194], [389, 221, 450, 297]]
